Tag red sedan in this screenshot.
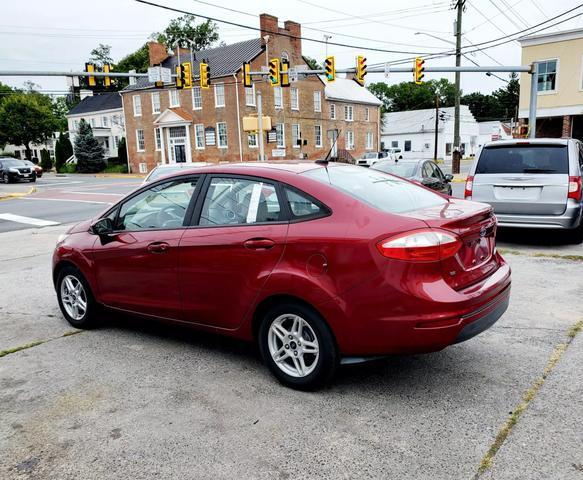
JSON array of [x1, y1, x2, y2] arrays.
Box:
[[52, 162, 511, 390]]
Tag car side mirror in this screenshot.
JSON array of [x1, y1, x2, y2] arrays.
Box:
[[445, 174, 454, 182], [91, 217, 114, 236]]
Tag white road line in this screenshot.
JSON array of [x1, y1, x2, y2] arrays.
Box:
[[0, 213, 60, 227], [21, 197, 111, 205], [35, 181, 84, 187], [66, 191, 123, 196]]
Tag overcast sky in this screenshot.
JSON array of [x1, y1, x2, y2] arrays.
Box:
[[1, 0, 582, 96]]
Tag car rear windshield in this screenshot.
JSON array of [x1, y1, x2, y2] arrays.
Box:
[[476, 144, 569, 174], [372, 162, 417, 178], [148, 166, 185, 182], [1, 159, 25, 167], [304, 165, 446, 214]]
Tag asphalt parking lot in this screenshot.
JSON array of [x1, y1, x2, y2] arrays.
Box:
[[1, 174, 582, 479]]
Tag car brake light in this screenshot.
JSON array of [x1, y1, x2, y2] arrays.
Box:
[[464, 175, 473, 199], [568, 176, 582, 201], [376, 229, 462, 262]]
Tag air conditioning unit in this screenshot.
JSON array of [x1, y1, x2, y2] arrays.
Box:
[[139, 163, 148, 173]]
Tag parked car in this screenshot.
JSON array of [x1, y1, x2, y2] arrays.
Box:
[[356, 151, 388, 167], [143, 162, 210, 183], [466, 138, 583, 242], [53, 162, 511, 390], [385, 147, 403, 160], [23, 160, 43, 178], [0, 158, 37, 183], [372, 159, 453, 195]]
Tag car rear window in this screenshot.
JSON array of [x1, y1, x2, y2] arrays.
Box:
[[372, 162, 417, 178], [476, 144, 569, 174], [304, 165, 446, 214]]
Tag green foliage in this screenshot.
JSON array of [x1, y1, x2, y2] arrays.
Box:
[[461, 73, 519, 121], [0, 81, 14, 108], [55, 132, 73, 172], [74, 119, 105, 173], [117, 137, 127, 166], [116, 44, 150, 74], [61, 163, 77, 174], [40, 148, 52, 171], [157, 16, 219, 50], [103, 164, 128, 174], [368, 79, 457, 114], [0, 92, 58, 159], [89, 44, 113, 67], [51, 97, 70, 132], [304, 56, 321, 70]]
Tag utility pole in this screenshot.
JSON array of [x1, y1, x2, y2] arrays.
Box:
[[434, 96, 440, 161], [452, 0, 464, 174]]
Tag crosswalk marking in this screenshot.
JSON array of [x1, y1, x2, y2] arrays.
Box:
[[0, 213, 60, 227]]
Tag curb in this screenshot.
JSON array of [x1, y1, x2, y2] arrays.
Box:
[[0, 186, 36, 201], [93, 173, 146, 179], [452, 176, 467, 183]]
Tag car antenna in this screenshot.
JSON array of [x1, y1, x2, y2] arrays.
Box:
[[316, 129, 341, 165]]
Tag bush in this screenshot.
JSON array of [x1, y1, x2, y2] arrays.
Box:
[[54, 132, 72, 173], [40, 148, 53, 171], [74, 119, 105, 173], [103, 164, 128, 174], [117, 138, 127, 167], [60, 163, 77, 174]]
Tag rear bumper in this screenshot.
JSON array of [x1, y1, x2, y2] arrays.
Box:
[[495, 201, 582, 229]]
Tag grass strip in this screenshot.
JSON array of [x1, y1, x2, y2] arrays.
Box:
[[498, 248, 583, 262], [0, 330, 82, 358]]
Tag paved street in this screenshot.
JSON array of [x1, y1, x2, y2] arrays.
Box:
[[0, 173, 582, 479]]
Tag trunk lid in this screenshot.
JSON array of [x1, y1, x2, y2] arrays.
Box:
[[408, 199, 499, 290]]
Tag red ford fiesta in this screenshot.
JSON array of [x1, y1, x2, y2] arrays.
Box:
[[53, 162, 511, 389]]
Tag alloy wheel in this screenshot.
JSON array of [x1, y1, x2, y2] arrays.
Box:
[[60, 275, 88, 321], [268, 314, 320, 378]]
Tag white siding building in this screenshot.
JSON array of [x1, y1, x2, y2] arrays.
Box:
[[381, 105, 479, 160]]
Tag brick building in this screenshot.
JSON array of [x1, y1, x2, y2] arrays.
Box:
[[120, 13, 382, 173]]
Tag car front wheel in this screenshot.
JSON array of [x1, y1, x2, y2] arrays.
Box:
[[56, 266, 99, 328], [259, 303, 338, 390], [2, 173, 10, 184]]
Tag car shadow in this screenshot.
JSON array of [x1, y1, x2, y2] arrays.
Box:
[[497, 226, 579, 247]]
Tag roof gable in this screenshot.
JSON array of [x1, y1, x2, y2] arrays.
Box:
[[153, 108, 193, 125], [67, 92, 122, 116]]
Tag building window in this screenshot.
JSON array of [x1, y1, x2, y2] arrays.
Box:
[[404, 140, 412, 152], [245, 85, 256, 107], [291, 87, 299, 111], [102, 116, 108, 127], [90, 118, 96, 127], [346, 131, 354, 150], [274, 87, 283, 109], [155, 128, 161, 151], [344, 105, 353, 122], [276, 123, 285, 148], [191, 86, 202, 110], [133, 95, 141, 116], [74, 120, 79, 130], [313, 91, 321, 113], [214, 83, 225, 107], [114, 136, 120, 149], [391, 140, 398, 148], [537, 59, 557, 92], [217, 122, 228, 148], [169, 89, 180, 108], [330, 103, 336, 119], [195, 124, 205, 149], [365, 107, 370, 122], [315, 125, 322, 148], [446, 143, 452, 155], [292, 124, 301, 148], [151, 92, 161, 114], [248, 133, 258, 148], [366, 132, 373, 150], [136, 129, 145, 151]]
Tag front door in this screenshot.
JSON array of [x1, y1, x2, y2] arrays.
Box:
[[179, 175, 288, 329], [91, 176, 200, 320], [174, 144, 186, 163], [168, 126, 189, 164]]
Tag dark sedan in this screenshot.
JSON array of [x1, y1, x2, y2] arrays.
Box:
[[0, 158, 37, 183], [371, 159, 453, 195]]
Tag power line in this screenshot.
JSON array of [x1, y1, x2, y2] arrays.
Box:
[[487, 0, 524, 31]]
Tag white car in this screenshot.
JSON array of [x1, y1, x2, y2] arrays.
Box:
[[356, 152, 389, 167], [143, 162, 210, 183]]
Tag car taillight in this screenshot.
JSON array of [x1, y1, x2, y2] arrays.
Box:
[[464, 175, 474, 199], [568, 176, 582, 201], [376, 229, 462, 262]]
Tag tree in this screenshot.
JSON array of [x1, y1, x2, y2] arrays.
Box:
[[368, 79, 457, 114], [492, 73, 519, 120], [40, 148, 52, 171], [74, 119, 105, 173], [89, 44, 114, 68], [55, 132, 73, 172], [304, 56, 321, 70], [0, 93, 58, 159], [51, 97, 70, 132], [116, 43, 150, 74], [117, 137, 127, 167], [0, 81, 14, 107], [156, 16, 219, 50], [461, 73, 520, 121]]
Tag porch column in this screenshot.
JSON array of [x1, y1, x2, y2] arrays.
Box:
[[185, 124, 193, 163], [561, 115, 572, 138], [159, 126, 166, 164]]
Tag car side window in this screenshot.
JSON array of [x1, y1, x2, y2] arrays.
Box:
[[115, 177, 198, 231], [429, 162, 445, 180], [422, 163, 433, 178], [284, 187, 327, 220], [199, 177, 282, 226]]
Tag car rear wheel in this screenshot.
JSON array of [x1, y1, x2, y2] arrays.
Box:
[[259, 303, 338, 390], [3, 173, 10, 184], [56, 266, 99, 329]]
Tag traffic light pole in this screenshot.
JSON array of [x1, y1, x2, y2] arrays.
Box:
[[434, 96, 439, 161], [257, 90, 265, 162], [453, 0, 464, 175]]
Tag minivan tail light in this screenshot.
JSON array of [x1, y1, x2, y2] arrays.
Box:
[[568, 176, 582, 201], [464, 175, 474, 199], [376, 229, 462, 262]]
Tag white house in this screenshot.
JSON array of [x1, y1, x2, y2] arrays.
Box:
[[66, 91, 125, 158], [1, 133, 59, 160], [381, 105, 479, 160], [477, 120, 513, 148]]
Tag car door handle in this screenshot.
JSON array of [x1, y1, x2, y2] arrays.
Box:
[[147, 242, 170, 254], [244, 238, 275, 250]]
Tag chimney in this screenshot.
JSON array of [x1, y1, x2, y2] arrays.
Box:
[[148, 41, 169, 66], [260, 14, 278, 38], [284, 20, 302, 57], [79, 89, 93, 100]]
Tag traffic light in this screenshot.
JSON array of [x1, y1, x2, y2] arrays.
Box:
[[200, 62, 210, 89], [85, 62, 96, 87], [324, 56, 335, 82], [355, 55, 367, 87], [103, 63, 112, 88], [268, 58, 280, 87], [414, 57, 425, 84], [175, 64, 185, 89], [182, 62, 192, 89], [242, 62, 252, 88], [280, 59, 290, 87]]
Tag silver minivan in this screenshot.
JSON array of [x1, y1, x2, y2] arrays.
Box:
[[465, 138, 583, 241]]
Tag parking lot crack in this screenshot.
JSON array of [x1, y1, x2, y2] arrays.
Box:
[[0, 330, 84, 359], [474, 319, 583, 478]]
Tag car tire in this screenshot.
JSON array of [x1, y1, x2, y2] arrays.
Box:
[[30, 177, 36, 183], [258, 302, 338, 390], [3, 173, 10, 184], [569, 222, 583, 244], [56, 266, 100, 329]]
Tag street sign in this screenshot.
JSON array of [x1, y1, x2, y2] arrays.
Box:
[[148, 66, 172, 84], [289, 67, 299, 83], [272, 149, 286, 157], [267, 129, 277, 143]]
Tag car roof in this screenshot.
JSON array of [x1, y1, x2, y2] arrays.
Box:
[[155, 161, 328, 177], [483, 138, 571, 147], [376, 158, 424, 165]]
